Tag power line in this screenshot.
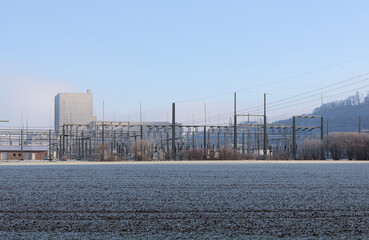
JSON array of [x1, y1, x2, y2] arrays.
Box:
[[181, 72, 369, 125], [175, 53, 369, 103]]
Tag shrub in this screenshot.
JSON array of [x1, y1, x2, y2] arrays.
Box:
[[184, 149, 206, 160], [325, 133, 345, 160], [323, 132, 369, 160], [218, 147, 242, 160], [299, 139, 322, 160]]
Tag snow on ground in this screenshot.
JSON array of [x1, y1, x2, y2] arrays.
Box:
[[0, 162, 368, 239]]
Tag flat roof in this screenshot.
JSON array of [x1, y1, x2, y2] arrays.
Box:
[[0, 146, 48, 152]]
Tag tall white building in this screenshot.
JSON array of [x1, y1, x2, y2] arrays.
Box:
[[54, 89, 93, 131]]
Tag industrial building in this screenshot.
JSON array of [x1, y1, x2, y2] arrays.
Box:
[[0, 146, 48, 160], [54, 89, 93, 131]]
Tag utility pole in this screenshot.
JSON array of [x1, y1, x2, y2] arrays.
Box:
[[48, 130, 52, 161], [192, 113, 195, 149], [263, 93, 267, 157], [140, 102, 143, 140], [140, 102, 143, 159], [292, 116, 296, 160], [20, 129, 24, 160], [192, 131, 195, 149], [80, 130, 85, 159], [172, 102, 176, 159], [166, 128, 169, 152], [207, 126, 210, 149], [242, 132, 245, 155], [102, 101, 105, 161], [204, 103, 206, 150], [62, 125, 65, 158], [321, 116, 324, 160], [321, 94, 324, 160], [59, 135, 62, 160], [359, 116, 361, 134], [234, 92, 237, 150], [247, 114, 250, 154]]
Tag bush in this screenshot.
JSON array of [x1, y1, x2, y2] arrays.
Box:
[[184, 149, 206, 160], [323, 132, 369, 160], [243, 153, 258, 160], [299, 139, 322, 160], [325, 133, 345, 160], [218, 147, 242, 160]]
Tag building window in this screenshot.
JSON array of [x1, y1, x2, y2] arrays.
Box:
[[18, 153, 22, 157], [13, 153, 16, 157]]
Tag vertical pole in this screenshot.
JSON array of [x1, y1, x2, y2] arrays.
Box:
[[134, 135, 137, 159], [234, 92, 237, 150], [82, 130, 84, 159], [113, 130, 116, 156], [208, 113, 210, 149], [140, 102, 143, 159], [217, 131, 220, 149], [264, 93, 267, 157], [89, 138, 92, 158], [204, 103, 206, 150], [321, 116, 324, 160], [172, 102, 176, 159], [203, 126, 206, 149], [102, 101, 105, 161], [257, 125, 260, 154], [242, 131, 245, 155], [180, 134, 183, 152], [293, 116, 296, 160], [64, 125, 67, 159], [321, 95, 324, 160], [207, 128, 210, 149], [192, 130, 195, 149], [75, 125, 79, 157], [85, 137, 88, 159], [247, 113, 250, 154], [59, 135, 62, 160], [62, 125, 65, 158], [192, 113, 195, 149], [166, 128, 169, 152], [48, 130, 52, 160], [140, 102, 143, 140], [69, 126, 71, 159], [20, 129, 24, 160], [78, 138, 81, 160]]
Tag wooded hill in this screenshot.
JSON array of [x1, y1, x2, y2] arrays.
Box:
[[274, 92, 369, 134]]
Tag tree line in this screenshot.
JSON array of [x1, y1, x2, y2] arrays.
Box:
[[299, 132, 369, 160]]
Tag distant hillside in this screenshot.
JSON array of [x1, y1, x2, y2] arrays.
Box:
[[274, 92, 369, 134]]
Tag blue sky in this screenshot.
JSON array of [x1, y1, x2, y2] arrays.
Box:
[[1, 1, 369, 127]]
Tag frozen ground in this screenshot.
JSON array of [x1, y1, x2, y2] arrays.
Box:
[[0, 162, 368, 239]]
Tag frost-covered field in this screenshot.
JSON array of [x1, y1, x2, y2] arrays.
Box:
[[0, 162, 368, 239]]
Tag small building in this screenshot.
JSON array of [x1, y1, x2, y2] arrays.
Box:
[[0, 146, 48, 160]]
